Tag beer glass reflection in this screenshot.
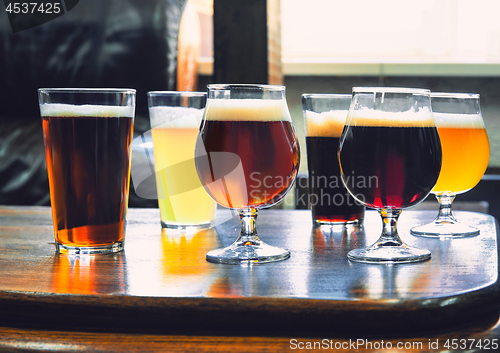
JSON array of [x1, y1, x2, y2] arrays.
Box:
[[302, 94, 365, 225], [411, 93, 489, 237], [195, 84, 300, 264], [51, 254, 125, 294], [338, 87, 442, 263], [160, 228, 220, 295], [39, 88, 135, 254], [148, 91, 216, 230]]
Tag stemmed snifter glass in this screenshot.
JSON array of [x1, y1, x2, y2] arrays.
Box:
[[410, 93, 489, 237], [338, 87, 442, 263], [195, 84, 300, 264]]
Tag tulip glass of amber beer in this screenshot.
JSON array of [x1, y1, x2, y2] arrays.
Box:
[[338, 87, 442, 263], [302, 94, 365, 225], [39, 88, 136, 254], [195, 84, 300, 264], [411, 93, 489, 237], [148, 91, 216, 229]]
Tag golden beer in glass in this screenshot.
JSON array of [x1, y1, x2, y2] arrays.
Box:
[[432, 123, 489, 194], [148, 91, 216, 230], [411, 93, 489, 237]]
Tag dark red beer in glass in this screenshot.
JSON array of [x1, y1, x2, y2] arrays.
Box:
[[199, 119, 299, 209], [338, 87, 441, 264], [339, 124, 441, 209], [195, 84, 300, 264]]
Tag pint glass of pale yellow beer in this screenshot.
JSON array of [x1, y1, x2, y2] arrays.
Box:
[[411, 92, 489, 238], [148, 91, 216, 230]]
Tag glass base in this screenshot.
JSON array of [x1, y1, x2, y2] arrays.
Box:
[[206, 237, 290, 265], [347, 243, 431, 264], [411, 221, 479, 238], [314, 219, 362, 227], [161, 220, 214, 230], [55, 241, 124, 255], [412, 193, 480, 238]]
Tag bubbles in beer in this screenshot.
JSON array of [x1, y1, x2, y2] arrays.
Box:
[[42, 106, 134, 248], [40, 103, 134, 118], [433, 112, 485, 128], [348, 108, 435, 127], [204, 99, 291, 122], [149, 106, 204, 129], [305, 110, 348, 138], [198, 98, 299, 209]]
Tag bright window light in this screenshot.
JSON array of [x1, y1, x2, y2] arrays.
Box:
[[281, 0, 500, 63]]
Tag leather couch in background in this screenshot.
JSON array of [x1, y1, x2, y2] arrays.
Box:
[[0, 0, 187, 207]]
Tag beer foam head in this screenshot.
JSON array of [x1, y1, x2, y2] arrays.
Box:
[[348, 108, 435, 127], [40, 103, 134, 118], [305, 110, 347, 137], [433, 112, 486, 129], [149, 106, 204, 129], [204, 99, 291, 122]]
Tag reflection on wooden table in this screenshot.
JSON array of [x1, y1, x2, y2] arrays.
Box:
[[0, 206, 499, 351]]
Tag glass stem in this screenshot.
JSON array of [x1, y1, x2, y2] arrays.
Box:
[[434, 194, 457, 223], [377, 209, 403, 247], [238, 208, 261, 245]]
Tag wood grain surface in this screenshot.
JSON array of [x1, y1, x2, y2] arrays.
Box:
[[0, 316, 499, 353], [0, 206, 499, 340]]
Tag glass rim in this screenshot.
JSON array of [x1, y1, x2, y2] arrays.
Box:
[[352, 87, 430, 94], [207, 84, 286, 91], [148, 91, 207, 97], [302, 93, 351, 99], [38, 88, 136, 94], [431, 92, 480, 99]]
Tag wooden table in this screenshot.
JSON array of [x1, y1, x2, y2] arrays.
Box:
[[0, 206, 499, 352]]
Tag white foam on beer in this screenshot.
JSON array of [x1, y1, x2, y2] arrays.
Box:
[[433, 112, 485, 129], [149, 106, 204, 129], [204, 99, 291, 122], [305, 110, 347, 137], [348, 108, 435, 127], [40, 103, 134, 118]]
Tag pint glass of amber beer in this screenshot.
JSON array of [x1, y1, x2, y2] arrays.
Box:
[[302, 94, 364, 225], [39, 88, 136, 254], [148, 91, 216, 229]]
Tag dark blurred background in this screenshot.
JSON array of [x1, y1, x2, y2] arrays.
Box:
[[1, 0, 500, 218]]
